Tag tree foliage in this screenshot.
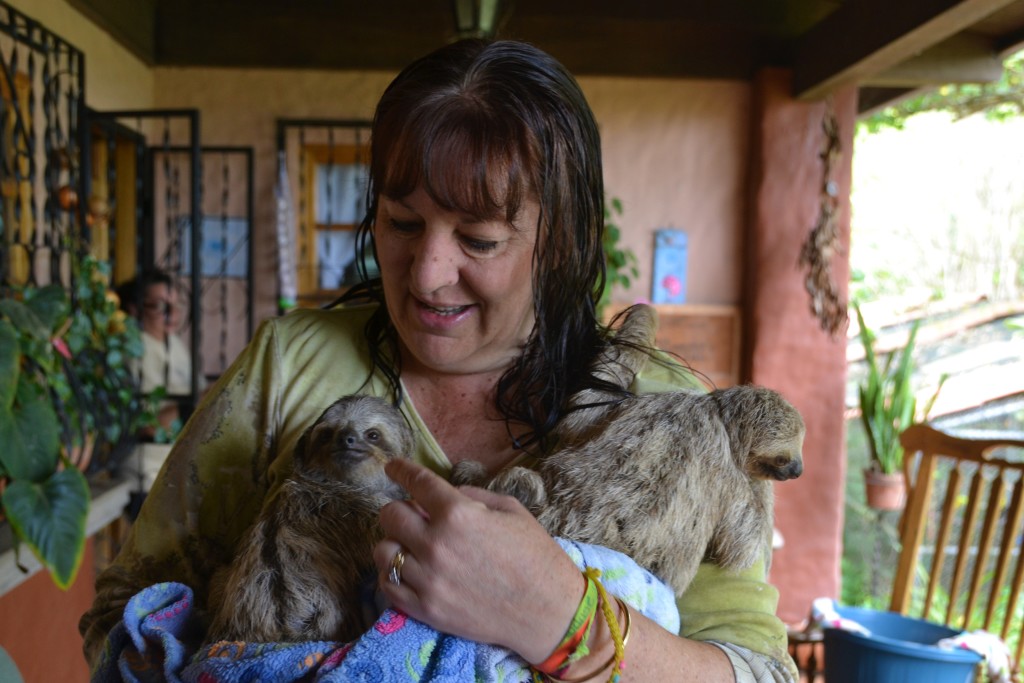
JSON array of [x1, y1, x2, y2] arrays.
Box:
[[863, 50, 1024, 131]]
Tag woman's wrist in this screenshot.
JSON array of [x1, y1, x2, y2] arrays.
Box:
[[507, 542, 592, 664], [531, 572, 599, 675], [533, 570, 632, 683]]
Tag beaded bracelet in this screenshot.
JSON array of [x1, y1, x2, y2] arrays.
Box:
[[539, 570, 632, 683], [532, 571, 600, 679]]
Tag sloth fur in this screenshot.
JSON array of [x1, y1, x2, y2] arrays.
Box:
[[207, 394, 414, 643], [453, 304, 805, 596]]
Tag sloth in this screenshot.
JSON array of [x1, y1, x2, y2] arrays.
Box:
[[207, 394, 415, 643], [208, 305, 804, 644], [452, 304, 806, 596]]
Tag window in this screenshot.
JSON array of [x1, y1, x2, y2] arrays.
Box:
[[296, 142, 372, 306]]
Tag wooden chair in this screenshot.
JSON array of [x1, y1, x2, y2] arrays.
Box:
[[891, 424, 1024, 672], [786, 627, 824, 682]]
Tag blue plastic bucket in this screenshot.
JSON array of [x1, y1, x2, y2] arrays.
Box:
[[823, 606, 983, 683]]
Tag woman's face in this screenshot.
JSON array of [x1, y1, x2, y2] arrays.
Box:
[[373, 186, 539, 377]]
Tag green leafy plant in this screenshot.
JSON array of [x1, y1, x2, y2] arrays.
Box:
[[854, 302, 947, 475], [0, 253, 154, 589], [0, 283, 89, 589], [599, 196, 640, 318], [58, 255, 153, 454]]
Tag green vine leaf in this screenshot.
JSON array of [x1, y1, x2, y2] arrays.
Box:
[[599, 195, 640, 318], [0, 252, 154, 589], [1, 468, 90, 590], [23, 285, 70, 334], [0, 299, 49, 342], [0, 321, 18, 411], [0, 380, 61, 482]]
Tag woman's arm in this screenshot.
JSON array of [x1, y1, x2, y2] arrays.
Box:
[[578, 601, 734, 681], [375, 459, 794, 682]]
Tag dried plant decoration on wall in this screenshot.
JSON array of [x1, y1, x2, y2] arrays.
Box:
[[799, 98, 848, 337]]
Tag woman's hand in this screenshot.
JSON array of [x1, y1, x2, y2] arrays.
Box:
[[375, 459, 741, 681], [373, 459, 583, 664]]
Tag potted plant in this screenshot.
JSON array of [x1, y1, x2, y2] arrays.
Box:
[[0, 252, 154, 589], [854, 302, 946, 510]]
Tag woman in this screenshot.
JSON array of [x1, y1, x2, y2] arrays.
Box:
[[80, 39, 797, 682]]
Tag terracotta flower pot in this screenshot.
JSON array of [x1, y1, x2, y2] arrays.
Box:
[[863, 468, 906, 511]]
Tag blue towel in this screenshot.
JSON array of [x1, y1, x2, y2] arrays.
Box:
[[92, 538, 679, 682], [91, 582, 202, 683]]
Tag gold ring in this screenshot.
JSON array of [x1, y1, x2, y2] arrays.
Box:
[[388, 549, 406, 587]]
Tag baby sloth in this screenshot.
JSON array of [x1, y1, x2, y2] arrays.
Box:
[[207, 394, 414, 643], [454, 304, 805, 596]]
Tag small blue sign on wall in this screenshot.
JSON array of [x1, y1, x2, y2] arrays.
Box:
[[652, 229, 688, 304]]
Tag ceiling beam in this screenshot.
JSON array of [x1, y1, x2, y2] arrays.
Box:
[[793, 0, 1019, 100], [153, 2, 451, 70], [864, 31, 1003, 86], [857, 85, 920, 114], [504, 17, 760, 79], [997, 27, 1024, 54]]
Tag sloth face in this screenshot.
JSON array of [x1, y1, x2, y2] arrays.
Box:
[[294, 395, 415, 493]]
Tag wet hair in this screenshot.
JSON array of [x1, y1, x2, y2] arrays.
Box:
[[340, 39, 619, 454]]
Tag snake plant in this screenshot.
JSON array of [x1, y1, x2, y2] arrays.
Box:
[[854, 302, 946, 475]]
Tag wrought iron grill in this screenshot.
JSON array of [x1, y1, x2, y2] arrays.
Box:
[[85, 109, 204, 401], [0, 0, 85, 290]]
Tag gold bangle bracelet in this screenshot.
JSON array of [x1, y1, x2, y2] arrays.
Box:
[[615, 597, 633, 648], [543, 596, 632, 683]]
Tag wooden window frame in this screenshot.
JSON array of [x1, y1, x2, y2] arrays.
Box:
[[296, 142, 369, 307]]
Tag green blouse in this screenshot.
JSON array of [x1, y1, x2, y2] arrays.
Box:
[[79, 304, 796, 678]]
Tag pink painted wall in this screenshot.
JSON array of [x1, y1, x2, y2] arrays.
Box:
[[583, 77, 750, 306], [0, 542, 97, 682], [745, 69, 854, 623]]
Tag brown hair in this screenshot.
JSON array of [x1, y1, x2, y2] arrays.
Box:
[[344, 39, 616, 453]]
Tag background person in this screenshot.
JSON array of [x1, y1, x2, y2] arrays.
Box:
[[116, 268, 206, 436]]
